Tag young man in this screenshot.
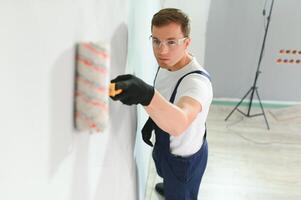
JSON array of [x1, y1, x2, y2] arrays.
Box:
[[110, 8, 212, 200]]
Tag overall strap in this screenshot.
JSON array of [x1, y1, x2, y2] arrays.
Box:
[[153, 66, 160, 86], [169, 70, 211, 104]]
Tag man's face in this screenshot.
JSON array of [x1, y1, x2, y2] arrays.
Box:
[[151, 22, 191, 69]]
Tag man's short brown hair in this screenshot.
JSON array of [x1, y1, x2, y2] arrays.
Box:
[[151, 8, 190, 37]]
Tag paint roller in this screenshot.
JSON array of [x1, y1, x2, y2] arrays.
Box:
[[75, 42, 112, 133]]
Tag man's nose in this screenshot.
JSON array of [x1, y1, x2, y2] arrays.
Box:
[[158, 43, 169, 54]]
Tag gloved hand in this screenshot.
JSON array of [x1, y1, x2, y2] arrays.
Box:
[[110, 74, 155, 106], [141, 118, 155, 147]]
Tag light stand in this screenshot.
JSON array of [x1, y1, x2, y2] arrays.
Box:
[[225, 0, 275, 130]]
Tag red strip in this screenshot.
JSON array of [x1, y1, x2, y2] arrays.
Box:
[[77, 75, 107, 94], [83, 43, 109, 60], [76, 91, 108, 111], [76, 112, 101, 132], [77, 56, 108, 74]]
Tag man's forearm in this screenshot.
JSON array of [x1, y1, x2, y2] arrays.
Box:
[[144, 90, 190, 137]]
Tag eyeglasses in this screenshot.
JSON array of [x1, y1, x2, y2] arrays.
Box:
[[149, 36, 187, 49]]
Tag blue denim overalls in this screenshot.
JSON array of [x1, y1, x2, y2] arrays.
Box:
[[142, 70, 211, 200]]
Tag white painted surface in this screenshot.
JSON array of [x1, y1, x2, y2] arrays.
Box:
[[0, 1, 137, 200]]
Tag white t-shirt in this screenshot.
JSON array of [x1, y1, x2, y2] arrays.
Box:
[[154, 57, 213, 157]]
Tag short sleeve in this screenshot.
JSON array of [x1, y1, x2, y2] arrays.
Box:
[[175, 73, 212, 106]]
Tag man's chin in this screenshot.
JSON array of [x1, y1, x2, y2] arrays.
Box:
[[158, 62, 171, 68], [159, 65, 169, 69]]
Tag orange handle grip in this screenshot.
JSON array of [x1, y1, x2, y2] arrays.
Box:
[[109, 83, 123, 97]]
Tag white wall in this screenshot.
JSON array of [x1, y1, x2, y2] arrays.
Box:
[[0, 1, 138, 200], [205, 0, 301, 102]]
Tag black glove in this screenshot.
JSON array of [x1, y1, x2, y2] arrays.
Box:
[[141, 118, 155, 147], [110, 74, 155, 106]]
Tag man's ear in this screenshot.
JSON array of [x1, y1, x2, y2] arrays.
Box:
[[185, 38, 191, 49]]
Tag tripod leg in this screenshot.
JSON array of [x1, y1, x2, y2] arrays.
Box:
[[255, 89, 270, 130], [225, 87, 253, 121]]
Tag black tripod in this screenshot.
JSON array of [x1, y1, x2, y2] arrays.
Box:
[[225, 0, 275, 130]]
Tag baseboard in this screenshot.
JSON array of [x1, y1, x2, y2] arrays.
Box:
[[212, 98, 301, 108]]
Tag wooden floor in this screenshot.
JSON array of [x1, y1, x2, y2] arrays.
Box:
[[145, 105, 301, 200]]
